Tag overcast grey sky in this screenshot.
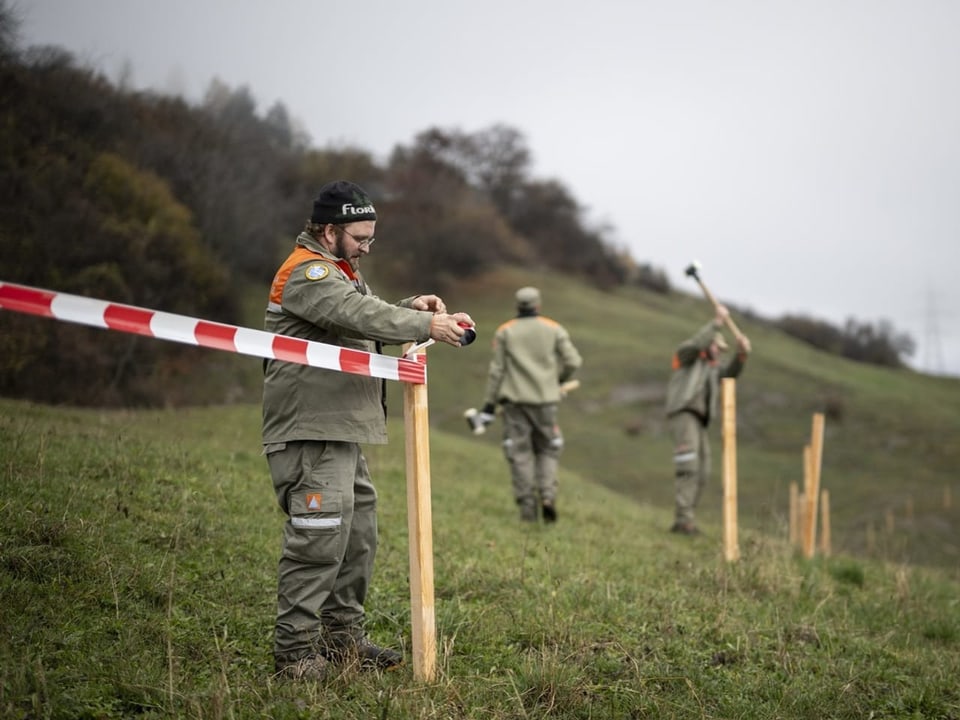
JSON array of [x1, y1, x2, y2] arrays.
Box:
[[17, 0, 960, 376]]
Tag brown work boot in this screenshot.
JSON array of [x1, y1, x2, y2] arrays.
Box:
[[669, 521, 700, 536], [274, 654, 330, 681], [519, 498, 538, 522], [541, 500, 557, 523], [322, 631, 403, 670]]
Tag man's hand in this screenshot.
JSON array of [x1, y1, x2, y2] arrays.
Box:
[[412, 294, 447, 313], [480, 403, 496, 423], [429, 312, 474, 347], [737, 335, 752, 355]]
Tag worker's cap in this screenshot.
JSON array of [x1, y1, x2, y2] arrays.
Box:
[[713, 332, 729, 351], [310, 180, 376, 225], [516, 286, 541, 309]]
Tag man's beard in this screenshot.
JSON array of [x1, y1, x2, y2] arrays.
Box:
[[334, 237, 361, 271]]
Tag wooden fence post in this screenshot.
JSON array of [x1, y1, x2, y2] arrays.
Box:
[[802, 413, 825, 559], [819, 488, 831, 557], [722, 378, 739, 562], [403, 346, 436, 682], [796, 445, 811, 549], [789, 481, 799, 545], [797, 493, 806, 548]]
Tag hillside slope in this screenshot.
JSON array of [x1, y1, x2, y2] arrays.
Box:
[[378, 265, 960, 571], [1, 398, 958, 718], [3, 262, 957, 571]]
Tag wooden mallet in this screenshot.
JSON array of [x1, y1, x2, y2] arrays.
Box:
[[684, 260, 747, 344]]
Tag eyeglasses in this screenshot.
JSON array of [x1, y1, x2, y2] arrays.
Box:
[[337, 225, 375, 248]]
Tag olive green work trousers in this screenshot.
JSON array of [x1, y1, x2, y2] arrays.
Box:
[[668, 410, 712, 526], [265, 440, 377, 664], [500, 403, 564, 518]]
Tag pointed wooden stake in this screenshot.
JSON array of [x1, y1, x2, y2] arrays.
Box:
[[789, 481, 799, 546], [402, 345, 436, 682], [802, 413, 825, 559], [819, 488, 831, 557], [722, 378, 740, 562]]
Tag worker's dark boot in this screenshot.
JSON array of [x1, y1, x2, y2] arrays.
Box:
[[541, 500, 557, 523], [274, 654, 330, 681], [322, 629, 402, 670], [669, 521, 700, 536], [518, 498, 538, 522]]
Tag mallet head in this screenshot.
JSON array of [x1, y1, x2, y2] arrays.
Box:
[[463, 408, 487, 435], [684, 260, 703, 280]]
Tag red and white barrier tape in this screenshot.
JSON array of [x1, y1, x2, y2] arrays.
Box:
[[0, 281, 427, 384]]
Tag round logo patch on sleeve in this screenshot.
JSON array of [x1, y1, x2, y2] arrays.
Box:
[[304, 263, 330, 281]]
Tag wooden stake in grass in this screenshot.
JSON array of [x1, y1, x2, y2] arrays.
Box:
[[819, 488, 831, 557], [721, 378, 739, 562], [797, 492, 807, 549], [802, 413, 825, 559], [789, 481, 799, 545], [402, 345, 437, 682], [793, 443, 813, 549]]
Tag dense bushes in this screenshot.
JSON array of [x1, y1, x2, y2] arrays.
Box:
[[774, 315, 915, 368]]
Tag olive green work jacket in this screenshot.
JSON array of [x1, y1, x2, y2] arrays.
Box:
[[664, 321, 746, 426], [483, 313, 582, 407], [262, 233, 433, 445]]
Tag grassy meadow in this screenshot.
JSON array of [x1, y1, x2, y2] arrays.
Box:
[[411, 267, 960, 570], [2, 403, 959, 718], [2, 266, 959, 718]]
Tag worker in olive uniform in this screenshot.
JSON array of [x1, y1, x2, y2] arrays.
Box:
[[665, 304, 751, 535], [477, 287, 582, 522], [263, 180, 473, 681]]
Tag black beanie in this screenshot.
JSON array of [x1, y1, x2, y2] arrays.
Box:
[[310, 180, 377, 224]]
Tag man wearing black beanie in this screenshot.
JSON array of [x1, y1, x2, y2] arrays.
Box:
[[262, 180, 473, 681]]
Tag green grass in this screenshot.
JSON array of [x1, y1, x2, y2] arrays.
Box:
[[393, 266, 960, 570], [2, 266, 959, 717], [2, 398, 959, 719]]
